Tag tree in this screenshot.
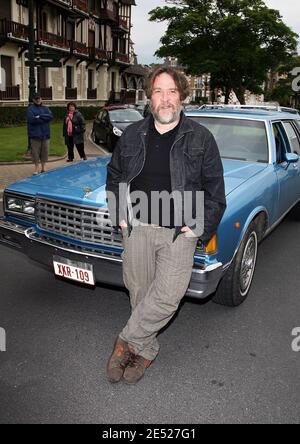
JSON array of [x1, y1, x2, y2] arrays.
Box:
[[264, 56, 300, 108], [149, 0, 298, 104]]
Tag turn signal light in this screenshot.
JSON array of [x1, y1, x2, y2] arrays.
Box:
[[204, 234, 218, 255]]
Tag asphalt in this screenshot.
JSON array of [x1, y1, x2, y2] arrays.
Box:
[[0, 213, 299, 424], [0, 125, 108, 196]]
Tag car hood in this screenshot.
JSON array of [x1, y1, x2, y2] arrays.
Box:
[[222, 159, 268, 196], [112, 122, 135, 132], [6, 157, 112, 207], [5, 157, 268, 207]]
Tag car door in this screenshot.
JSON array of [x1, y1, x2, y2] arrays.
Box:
[[94, 110, 103, 140], [99, 110, 109, 143], [273, 121, 300, 217]]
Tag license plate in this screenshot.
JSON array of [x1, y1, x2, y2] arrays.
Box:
[[53, 256, 95, 286]]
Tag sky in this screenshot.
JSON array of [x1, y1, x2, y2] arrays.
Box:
[[131, 0, 300, 65]]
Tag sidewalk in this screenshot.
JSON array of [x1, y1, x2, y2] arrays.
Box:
[[0, 126, 108, 197]]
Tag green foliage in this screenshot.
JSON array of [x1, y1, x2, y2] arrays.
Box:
[[0, 106, 99, 127], [149, 0, 299, 104], [0, 123, 66, 162], [264, 56, 300, 107]]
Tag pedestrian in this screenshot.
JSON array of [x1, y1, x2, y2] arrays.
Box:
[[26, 93, 53, 175], [63, 102, 87, 162], [105, 67, 226, 384]]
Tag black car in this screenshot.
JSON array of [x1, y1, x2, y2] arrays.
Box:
[[92, 106, 143, 151]]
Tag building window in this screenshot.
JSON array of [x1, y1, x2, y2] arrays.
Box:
[[88, 70, 94, 90], [66, 21, 75, 41], [66, 66, 73, 88], [0, 56, 13, 87], [111, 72, 116, 92]]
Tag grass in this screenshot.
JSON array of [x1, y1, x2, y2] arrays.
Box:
[[0, 123, 66, 162]]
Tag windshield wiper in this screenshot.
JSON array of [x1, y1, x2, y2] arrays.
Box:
[[222, 156, 248, 161]]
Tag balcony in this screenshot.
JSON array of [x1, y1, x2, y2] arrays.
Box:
[[115, 52, 130, 64], [47, 0, 72, 8], [87, 88, 97, 100], [40, 87, 53, 101], [88, 47, 107, 61], [112, 17, 130, 33], [65, 87, 77, 100], [121, 89, 136, 104], [70, 40, 89, 57], [38, 30, 70, 51], [107, 51, 130, 65], [99, 8, 118, 23], [72, 0, 89, 16], [0, 19, 29, 42], [0, 85, 20, 101]]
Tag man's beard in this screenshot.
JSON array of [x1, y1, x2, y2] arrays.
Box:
[[151, 102, 182, 125]]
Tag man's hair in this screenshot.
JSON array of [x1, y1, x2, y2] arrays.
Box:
[[67, 101, 77, 111], [145, 67, 190, 101]]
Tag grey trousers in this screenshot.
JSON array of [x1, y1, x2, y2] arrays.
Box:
[[119, 226, 198, 361]]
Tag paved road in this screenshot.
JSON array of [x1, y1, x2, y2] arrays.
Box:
[[0, 212, 299, 424]]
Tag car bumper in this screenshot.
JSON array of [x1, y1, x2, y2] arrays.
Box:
[[0, 219, 224, 299]]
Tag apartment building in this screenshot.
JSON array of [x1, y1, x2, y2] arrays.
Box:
[[0, 0, 145, 105]]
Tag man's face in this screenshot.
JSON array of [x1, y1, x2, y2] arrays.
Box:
[[33, 97, 42, 105], [150, 73, 182, 125]]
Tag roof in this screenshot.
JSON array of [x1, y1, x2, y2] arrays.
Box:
[[185, 108, 300, 121]]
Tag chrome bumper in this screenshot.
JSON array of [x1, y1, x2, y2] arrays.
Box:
[[0, 219, 224, 299]]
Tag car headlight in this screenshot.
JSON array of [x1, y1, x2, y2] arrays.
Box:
[[113, 126, 123, 137], [6, 196, 35, 217]]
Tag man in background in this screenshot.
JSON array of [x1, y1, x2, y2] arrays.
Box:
[[27, 93, 53, 175]]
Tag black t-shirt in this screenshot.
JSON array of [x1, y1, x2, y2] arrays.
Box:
[[130, 116, 181, 228]]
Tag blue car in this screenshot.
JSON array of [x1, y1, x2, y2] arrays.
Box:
[[1, 108, 300, 307]]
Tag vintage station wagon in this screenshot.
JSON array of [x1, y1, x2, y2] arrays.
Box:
[[1, 108, 300, 307]]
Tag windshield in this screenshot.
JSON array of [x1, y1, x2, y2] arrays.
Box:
[[109, 109, 143, 123], [190, 117, 269, 163]]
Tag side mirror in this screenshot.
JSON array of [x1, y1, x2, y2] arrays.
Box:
[[285, 152, 299, 163]]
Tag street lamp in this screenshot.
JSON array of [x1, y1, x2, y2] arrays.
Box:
[[28, 0, 36, 102]]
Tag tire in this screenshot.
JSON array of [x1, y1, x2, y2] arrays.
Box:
[[93, 132, 100, 144], [212, 221, 259, 307]]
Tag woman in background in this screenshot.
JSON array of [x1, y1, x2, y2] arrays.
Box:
[[63, 102, 87, 162]]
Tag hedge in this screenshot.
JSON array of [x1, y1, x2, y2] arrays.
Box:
[[0, 106, 100, 127]]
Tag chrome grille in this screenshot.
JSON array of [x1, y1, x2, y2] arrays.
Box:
[[36, 198, 122, 248]]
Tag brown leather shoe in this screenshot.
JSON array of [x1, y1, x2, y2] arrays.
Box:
[[106, 337, 131, 383], [123, 354, 152, 384]]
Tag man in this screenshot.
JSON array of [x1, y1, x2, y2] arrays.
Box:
[[106, 67, 226, 384], [27, 93, 53, 175]]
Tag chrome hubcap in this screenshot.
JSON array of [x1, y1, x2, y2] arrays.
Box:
[[240, 232, 258, 297]]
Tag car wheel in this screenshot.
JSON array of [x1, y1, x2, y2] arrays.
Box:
[[93, 132, 100, 144], [212, 221, 258, 307]]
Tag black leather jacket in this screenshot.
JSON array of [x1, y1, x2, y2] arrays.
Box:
[[106, 114, 226, 244]]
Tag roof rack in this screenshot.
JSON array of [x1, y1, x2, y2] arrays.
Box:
[[198, 104, 300, 114]]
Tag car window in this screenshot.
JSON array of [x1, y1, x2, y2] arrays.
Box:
[[189, 117, 268, 163], [282, 121, 300, 155], [273, 122, 288, 163], [101, 111, 108, 123], [108, 109, 143, 123]]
